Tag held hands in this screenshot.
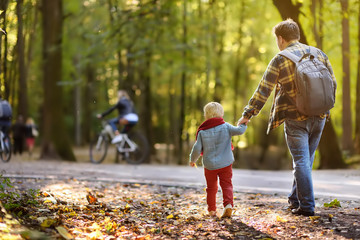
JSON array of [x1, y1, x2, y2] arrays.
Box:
[[237, 116, 250, 126]]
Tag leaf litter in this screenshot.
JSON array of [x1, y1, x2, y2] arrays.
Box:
[[0, 177, 359, 239]]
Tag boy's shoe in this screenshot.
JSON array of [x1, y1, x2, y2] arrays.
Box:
[[221, 204, 232, 218], [111, 134, 123, 144], [208, 211, 217, 217]]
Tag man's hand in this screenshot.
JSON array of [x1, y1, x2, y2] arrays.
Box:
[[97, 114, 102, 119], [189, 162, 196, 167], [237, 116, 250, 126]]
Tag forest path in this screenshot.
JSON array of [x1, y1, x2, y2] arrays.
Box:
[[1, 157, 359, 201]]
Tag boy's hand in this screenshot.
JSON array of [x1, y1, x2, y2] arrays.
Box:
[[189, 162, 196, 167], [237, 117, 250, 126]]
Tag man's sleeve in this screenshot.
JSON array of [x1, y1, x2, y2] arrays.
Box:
[[242, 56, 280, 119]]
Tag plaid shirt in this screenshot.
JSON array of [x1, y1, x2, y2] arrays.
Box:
[[242, 41, 336, 134]]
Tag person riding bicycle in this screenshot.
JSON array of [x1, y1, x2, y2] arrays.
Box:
[[97, 90, 138, 144], [0, 96, 12, 138]]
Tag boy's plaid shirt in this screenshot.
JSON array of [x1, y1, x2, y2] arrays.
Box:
[[242, 41, 336, 134]]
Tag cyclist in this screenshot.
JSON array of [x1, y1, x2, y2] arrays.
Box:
[[97, 90, 138, 144], [0, 96, 12, 138]]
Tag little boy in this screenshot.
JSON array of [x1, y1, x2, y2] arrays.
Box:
[[189, 102, 247, 218]]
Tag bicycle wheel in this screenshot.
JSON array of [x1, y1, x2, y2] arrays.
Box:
[[0, 135, 11, 163], [89, 134, 109, 164], [123, 131, 149, 164]]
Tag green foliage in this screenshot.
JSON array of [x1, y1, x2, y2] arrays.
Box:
[[0, 174, 19, 210], [324, 199, 342, 208], [0, 174, 13, 191], [0, 175, 39, 212]]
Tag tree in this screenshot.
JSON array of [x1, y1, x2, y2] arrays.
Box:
[[178, 0, 188, 164], [355, 0, 360, 155], [16, 0, 28, 118], [273, 0, 345, 169], [0, 0, 9, 100], [340, 0, 353, 153], [40, 0, 75, 161]]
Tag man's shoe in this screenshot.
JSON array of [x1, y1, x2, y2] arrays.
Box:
[[288, 200, 299, 210], [288, 203, 299, 210], [291, 208, 314, 216]]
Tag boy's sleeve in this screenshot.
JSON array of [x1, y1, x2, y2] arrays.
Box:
[[228, 123, 247, 136], [189, 132, 203, 163]]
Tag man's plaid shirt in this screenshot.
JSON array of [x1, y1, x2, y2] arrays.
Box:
[[242, 41, 336, 134]]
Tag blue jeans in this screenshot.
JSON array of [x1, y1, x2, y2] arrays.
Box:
[[284, 117, 326, 212], [108, 117, 137, 133]]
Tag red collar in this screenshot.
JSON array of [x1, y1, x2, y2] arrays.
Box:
[[196, 117, 225, 139], [195, 117, 234, 156]]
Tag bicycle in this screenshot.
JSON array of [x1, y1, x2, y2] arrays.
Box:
[[0, 130, 11, 162], [89, 120, 149, 164]]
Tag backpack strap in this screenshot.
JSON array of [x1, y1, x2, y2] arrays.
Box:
[[280, 46, 320, 63], [309, 46, 319, 58], [278, 50, 301, 63]]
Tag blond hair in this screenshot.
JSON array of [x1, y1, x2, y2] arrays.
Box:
[[204, 102, 224, 120], [118, 90, 130, 100]]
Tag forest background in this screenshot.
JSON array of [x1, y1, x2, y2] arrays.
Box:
[[1, 0, 360, 170]]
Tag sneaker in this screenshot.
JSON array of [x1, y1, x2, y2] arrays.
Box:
[[287, 200, 299, 210], [291, 208, 315, 216], [286, 203, 299, 210], [111, 134, 123, 144], [222, 204, 232, 218], [209, 211, 217, 217]]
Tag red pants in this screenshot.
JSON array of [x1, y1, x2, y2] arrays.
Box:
[[204, 164, 233, 212]]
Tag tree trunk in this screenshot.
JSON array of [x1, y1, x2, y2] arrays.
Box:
[[273, 0, 345, 168], [272, 0, 308, 44], [311, 0, 324, 50], [232, 1, 245, 124], [107, 0, 125, 89], [319, 121, 347, 168], [0, 0, 9, 100], [16, 0, 28, 118], [340, 0, 353, 153], [355, 1, 360, 154], [73, 56, 82, 146], [167, 61, 176, 164], [83, 63, 96, 143], [178, 0, 187, 165], [141, 51, 153, 162], [40, 0, 76, 161]]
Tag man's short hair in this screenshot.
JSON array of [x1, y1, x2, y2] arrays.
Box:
[[273, 19, 300, 41], [204, 102, 224, 119]]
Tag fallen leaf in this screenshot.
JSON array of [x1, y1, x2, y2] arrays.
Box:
[[276, 216, 287, 223], [309, 215, 321, 223], [56, 226, 73, 240], [86, 192, 98, 204], [88, 230, 103, 240], [41, 218, 57, 228]]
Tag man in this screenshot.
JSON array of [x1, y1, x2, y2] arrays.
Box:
[[238, 19, 336, 216]]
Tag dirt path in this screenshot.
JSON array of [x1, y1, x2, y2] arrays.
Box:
[[1, 176, 359, 239]]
